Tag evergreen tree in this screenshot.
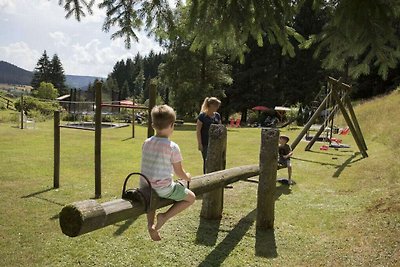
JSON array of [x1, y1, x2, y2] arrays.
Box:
[[31, 50, 51, 89], [49, 54, 67, 95], [61, 0, 400, 80]]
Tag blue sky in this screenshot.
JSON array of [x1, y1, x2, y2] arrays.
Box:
[[0, 0, 164, 77]]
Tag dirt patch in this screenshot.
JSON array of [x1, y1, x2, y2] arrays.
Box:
[[367, 196, 400, 213]]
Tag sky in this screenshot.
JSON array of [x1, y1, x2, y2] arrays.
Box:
[[0, 0, 165, 77]]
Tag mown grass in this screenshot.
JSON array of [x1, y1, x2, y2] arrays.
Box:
[[0, 90, 399, 266]]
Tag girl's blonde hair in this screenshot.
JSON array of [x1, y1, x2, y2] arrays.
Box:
[[201, 97, 221, 113]]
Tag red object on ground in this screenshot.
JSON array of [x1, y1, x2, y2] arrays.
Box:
[[320, 145, 329, 151]]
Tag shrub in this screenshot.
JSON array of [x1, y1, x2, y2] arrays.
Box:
[[14, 96, 59, 120]]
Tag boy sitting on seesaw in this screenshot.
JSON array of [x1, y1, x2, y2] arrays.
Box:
[[140, 105, 195, 241], [278, 135, 294, 185]]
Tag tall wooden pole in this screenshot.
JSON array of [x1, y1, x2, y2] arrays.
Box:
[[305, 89, 349, 151], [331, 89, 368, 158], [200, 124, 227, 219], [131, 97, 135, 138], [256, 128, 279, 230], [94, 82, 102, 198], [147, 82, 156, 138], [53, 111, 60, 188], [20, 94, 24, 129], [344, 96, 367, 151]]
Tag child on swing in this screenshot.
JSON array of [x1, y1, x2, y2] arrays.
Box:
[[140, 105, 195, 241], [278, 135, 294, 185]]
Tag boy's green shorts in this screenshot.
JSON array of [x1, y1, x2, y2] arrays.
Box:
[[165, 182, 189, 201]]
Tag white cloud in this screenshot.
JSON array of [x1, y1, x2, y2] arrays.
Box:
[[0, 0, 16, 13], [49, 31, 70, 47], [0, 0, 164, 77], [0, 42, 40, 71]]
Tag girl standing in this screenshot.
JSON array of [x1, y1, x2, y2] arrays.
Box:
[[196, 97, 221, 174]]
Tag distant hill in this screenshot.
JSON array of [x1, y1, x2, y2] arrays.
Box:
[[0, 60, 103, 90]]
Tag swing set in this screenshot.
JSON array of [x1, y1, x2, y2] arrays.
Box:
[[290, 77, 368, 158]]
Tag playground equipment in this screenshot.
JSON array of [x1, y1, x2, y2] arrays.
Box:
[[59, 125, 280, 237], [53, 81, 157, 197], [290, 77, 368, 158]]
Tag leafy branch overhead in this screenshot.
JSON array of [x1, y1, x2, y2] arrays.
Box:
[[58, 0, 400, 79]]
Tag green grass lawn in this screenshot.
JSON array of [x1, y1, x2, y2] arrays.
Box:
[[0, 91, 399, 266]]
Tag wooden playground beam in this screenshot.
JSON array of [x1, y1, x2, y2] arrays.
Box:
[[290, 90, 332, 151], [331, 90, 368, 158], [59, 165, 260, 237]]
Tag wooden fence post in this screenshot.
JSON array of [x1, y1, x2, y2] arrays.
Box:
[[54, 110, 60, 188], [200, 124, 227, 219], [94, 82, 102, 198], [20, 94, 24, 129], [147, 82, 156, 138], [256, 128, 279, 230]]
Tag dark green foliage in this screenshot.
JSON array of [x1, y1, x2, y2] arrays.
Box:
[[60, 0, 400, 80], [31, 51, 67, 95], [14, 96, 59, 117], [49, 55, 67, 95], [310, 0, 400, 79], [31, 50, 51, 89], [59, 0, 94, 21]]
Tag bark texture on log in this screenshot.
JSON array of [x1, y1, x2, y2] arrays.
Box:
[[60, 164, 259, 237], [201, 124, 227, 219], [256, 128, 279, 230]]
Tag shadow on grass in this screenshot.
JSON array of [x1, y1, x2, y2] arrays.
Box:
[[121, 136, 134, 141], [291, 156, 339, 167], [307, 149, 349, 157], [195, 217, 222, 246], [113, 215, 140, 236], [255, 228, 278, 258], [21, 187, 65, 207], [332, 152, 362, 178], [197, 209, 258, 266]]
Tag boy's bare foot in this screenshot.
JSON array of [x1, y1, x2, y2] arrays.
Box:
[[148, 225, 161, 241], [155, 213, 167, 230]]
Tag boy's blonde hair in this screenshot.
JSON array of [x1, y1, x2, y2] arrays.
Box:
[[201, 97, 221, 113], [151, 105, 176, 130]]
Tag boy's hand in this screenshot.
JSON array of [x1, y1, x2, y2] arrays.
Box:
[[186, 172, 191, 181]]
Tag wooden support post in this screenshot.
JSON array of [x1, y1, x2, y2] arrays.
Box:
[[331, 90, 368, 158], [94, 82, 102, 198], [305, 90, 349, 151], [256, 128, 279, 230], [200, 124, 227, 219], [59, 164, 259, 237], [147, 82, 156, 138], [291, 91, 331, 150], [344, 96, 368, 151], [53, 111, 60, 188], [131, 99, 135, 139], [20, 94, 24, 129]]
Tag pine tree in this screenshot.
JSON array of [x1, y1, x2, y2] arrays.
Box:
[[49, 54, 67, 95], [31, 50, 51, 89]]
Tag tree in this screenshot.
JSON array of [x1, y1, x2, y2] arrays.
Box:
[[34, 82, 58, 100], [156, 5, 232, 117], [31, 50, 51, 89], [59, 0, 400, 80], [49, 54, 67, 95]]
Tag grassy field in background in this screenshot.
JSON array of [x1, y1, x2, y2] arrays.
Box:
[[0, 90, 399, 266]]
